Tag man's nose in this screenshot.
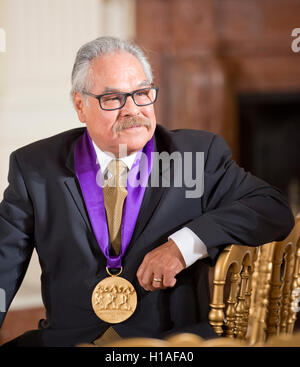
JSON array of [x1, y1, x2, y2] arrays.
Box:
[[121, 95, 140, 115]]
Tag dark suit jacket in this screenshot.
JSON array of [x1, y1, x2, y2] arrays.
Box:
[[0, 124, 294, 346]]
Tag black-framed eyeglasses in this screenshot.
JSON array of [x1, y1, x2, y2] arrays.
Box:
[[82, 86, 159, 111]]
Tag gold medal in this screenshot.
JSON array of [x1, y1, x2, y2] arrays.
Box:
[[92, 267, 137, 324]]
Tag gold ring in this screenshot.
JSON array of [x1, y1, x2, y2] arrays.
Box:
[[153, 277, 162, 282]]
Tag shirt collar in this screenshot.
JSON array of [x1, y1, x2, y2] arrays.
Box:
[[92, 141, 138, 173]]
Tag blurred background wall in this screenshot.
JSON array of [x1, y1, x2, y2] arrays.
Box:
[[0, 0, 299, 343], [135, 0, 300, 216]]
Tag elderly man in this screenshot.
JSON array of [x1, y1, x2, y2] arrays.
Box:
[[0, 36, 294, 347]]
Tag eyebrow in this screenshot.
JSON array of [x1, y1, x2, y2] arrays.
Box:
[[102, 80, 151, 94]]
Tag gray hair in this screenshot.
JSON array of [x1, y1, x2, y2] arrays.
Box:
[[70, 36, 153, 101]]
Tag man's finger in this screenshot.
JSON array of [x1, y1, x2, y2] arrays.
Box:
[[137, 256, 156, 290], [161, 262, 182, 287], [152, 276, 164, 289]]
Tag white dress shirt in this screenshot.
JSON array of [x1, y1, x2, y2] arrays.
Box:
[[92, 141, 208, 267]]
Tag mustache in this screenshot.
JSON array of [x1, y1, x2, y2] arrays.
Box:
[[113, 116, 152, 135]]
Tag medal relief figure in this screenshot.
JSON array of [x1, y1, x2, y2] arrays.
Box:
[[95, 284, 134, 311]]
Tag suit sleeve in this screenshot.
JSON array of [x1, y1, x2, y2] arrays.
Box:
[[0, 152, 34, 327], [185, 134, 295, 263]]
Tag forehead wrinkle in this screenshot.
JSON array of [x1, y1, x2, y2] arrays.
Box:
[[90, 52, 149, 94], [91, 54, 150, 94], [102, 80, 151, 94]]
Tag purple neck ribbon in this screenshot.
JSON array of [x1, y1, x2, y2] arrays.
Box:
[[74, 129, 154, 268]]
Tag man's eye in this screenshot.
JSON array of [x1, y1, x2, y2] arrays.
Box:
[[103, 95, 122, 102], [136, 90, 149, 96]]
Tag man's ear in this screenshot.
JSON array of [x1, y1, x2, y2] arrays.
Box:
[[73, 92, 87, 123]]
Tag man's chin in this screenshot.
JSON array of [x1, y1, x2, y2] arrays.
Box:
[[116, 130, 153, 156]]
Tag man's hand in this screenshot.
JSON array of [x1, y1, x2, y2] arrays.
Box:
[[136, 239, 186, 291]]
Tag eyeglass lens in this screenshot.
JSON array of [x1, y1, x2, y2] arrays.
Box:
[[100, 88, 156, 110]]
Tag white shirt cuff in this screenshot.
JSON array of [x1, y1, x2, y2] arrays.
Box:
[[168, 227, 208, 268]]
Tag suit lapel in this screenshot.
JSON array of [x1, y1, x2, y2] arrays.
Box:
[[64, 133, 92, 232], [130, 183, 167, 244], [64, 177, 92, 232], [130, 133, 173, 243]]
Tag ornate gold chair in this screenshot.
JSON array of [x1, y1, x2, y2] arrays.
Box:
[[101, 333, 249, 347], [264, 330, 300, 347], [208, 216, 300, 345], [208, 244, 258, 339], [93, 330, 300, 347], [248, 216, 300, 344]]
